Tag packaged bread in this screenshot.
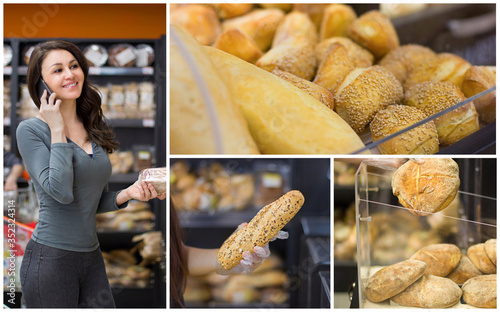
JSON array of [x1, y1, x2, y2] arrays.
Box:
[[446, 254, 483, 285], [213, 28, 263, 64], [485, 238, 497, 265], [370, 104, 439, 155], [347, 10, 399, 60], [4, 44, 13, 66], [203, 45, 367, 154], [217, 190, 304, 270], [170, 4, 221, 46], [462, 65, 496, 124], [365, 260, 427, 303], [124, 82, 139, 117], [392, 158, 460, 216], [404, 81, 479, 146], [138, 167, 166, 195], [272, 69, 334, 110], [315, 37, 374, 68], [135, 44, 155, 67], [319, 4, 357, 39], [108, 44, 137, 67], [461, 275, 497, 308], [334, 65, 404, 133], [391, 275, 462, 308], [170, 25, 260, 154], [409, 244, 461, 277], [83, 44, 108, 67], [467, 243, 496, 274], [222, 9, 285, 52]]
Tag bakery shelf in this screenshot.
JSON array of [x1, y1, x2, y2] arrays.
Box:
[[4, 66, 12, 75], [15, 66, 154, 76], [107, 118, 155, 128]]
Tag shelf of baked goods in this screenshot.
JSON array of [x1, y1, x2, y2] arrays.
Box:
[[353, 159, 497, 309], [170, 3, 495, 155], [13, 66, 154, 76]]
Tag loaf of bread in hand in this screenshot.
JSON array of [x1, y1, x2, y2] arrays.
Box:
[[391, 275, 462, 308], [217, 190, 304, 270], [365, 260, 427, 303], [409, 243, 461, 277], [462, 275, 497, 308], [392, 158, 460, 216]]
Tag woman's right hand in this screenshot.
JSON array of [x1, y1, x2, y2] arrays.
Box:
[[39, 90, 64, 133]]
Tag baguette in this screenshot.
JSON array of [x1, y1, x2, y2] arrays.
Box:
[[217, 190, 304, 270]]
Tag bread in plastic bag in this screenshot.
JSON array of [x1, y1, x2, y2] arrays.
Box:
[[138, 167, 166, 194]]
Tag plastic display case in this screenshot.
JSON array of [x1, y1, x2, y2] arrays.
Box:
[[354, 160, 496, 308]]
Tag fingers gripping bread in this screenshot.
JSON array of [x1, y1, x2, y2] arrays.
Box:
[[217, 190, 304, 270]]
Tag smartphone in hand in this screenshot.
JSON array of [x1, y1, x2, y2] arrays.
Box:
[[36, 78, 52, 101]]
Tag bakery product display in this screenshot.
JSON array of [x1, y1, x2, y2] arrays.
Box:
[[404, 81, 479, 146], [334, 65, 403, 133], [391, 158, 460, 216], [370, 104, 439, 155], [217, 190, 304, 270]]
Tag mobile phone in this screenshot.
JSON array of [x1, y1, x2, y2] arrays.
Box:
[[36, 78, 52, 100]]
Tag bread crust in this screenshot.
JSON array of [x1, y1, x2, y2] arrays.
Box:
[[370, 104, 439, 155], [462, 274, 497, 308], [391, 158, 460, 216], [170, 4, 221, 46], [217, 191, 304, 270], [467, 243, 496, 274], [409, 243, 461, 277], [484, 238, 497, 265], [446, 254, 483, 285], [365, 260, 427, 303], [315, 37, 374, 68], [462, 65, 496, 124], [313, 43, 357, 94], [213, 28, 263, 64], [319, 4, 357, 39]]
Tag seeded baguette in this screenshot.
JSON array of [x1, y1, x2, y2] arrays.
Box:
[[217, 190, 305, 270]]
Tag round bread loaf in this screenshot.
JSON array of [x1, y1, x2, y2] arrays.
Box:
[[365, 260, 427, 303], [484, 238, 497, 265], [462, 274, 497, 308], [347, 10, 399, 59], [462, 66, 496, 124], [315, 37, 374, 67], [404, 81, 479, 146], [378, 44, 437, 86], [446, 254, 483, 285], [370, 104, 439, 154], [409, 244, 461, 277], [391, 275, 462, 308], [334, 65, 403, 133], [392, 158, 460, 216], [468, 243, 496, 274]]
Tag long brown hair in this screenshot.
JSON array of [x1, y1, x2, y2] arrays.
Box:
[[26, 40, 119, 153], [170, 204, 187, 307]]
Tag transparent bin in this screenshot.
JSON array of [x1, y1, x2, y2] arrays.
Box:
[[355, 159, 496, 308]]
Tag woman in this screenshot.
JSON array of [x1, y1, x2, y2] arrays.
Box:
[[17, 40, 166, 308]]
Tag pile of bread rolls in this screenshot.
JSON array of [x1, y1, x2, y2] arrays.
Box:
[[171, 4, 495, 155], [365, 241, 497, 308]]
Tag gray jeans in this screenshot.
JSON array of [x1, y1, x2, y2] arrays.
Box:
[[20, 239, 115, 308]]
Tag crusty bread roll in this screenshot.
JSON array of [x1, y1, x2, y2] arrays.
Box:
[[334, 65, 403, 133], [467, 243, 496, 274], [213, 28, 263, 64], [365, 260, 427, 303], [378, 44, 437, 86], [392, 158, 460, 216], [209, 3, 253, 19], [409, 244, 461, 277], [293, 4, 328, 30], [170, 25, 260, 154], [347, 10, 399, 59], [313, 43, 358, 94], [404, 81, 479, 146], [485, 238, 497, 265], [446, 254, 483, 285], [170, 4, 221, 46], [222, 9, 285, 52], [391, 275, 462, 308], [462, 274, 497, 308], [315, 37, 374, 68], [217, 191, 304, 270], [272, 69, 334, 110], [271, 11, 318, 47], [462, 65, 496, 124], [204, 45, 367, 154], [138, 167, 167, 194], [319, 4, 357, 39], [370, 104, 439, 155]]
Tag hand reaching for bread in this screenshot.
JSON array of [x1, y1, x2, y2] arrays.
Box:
[[216, 223, 289, 275]]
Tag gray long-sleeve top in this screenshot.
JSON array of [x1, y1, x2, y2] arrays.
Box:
[[16, 117, 128, 252]]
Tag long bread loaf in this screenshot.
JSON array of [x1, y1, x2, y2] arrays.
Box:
[[217, 190, 304, 270]]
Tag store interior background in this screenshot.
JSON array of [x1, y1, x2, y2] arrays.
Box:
[[3, 3, 166, 308]]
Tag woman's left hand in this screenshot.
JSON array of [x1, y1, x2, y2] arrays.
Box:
[[125, 180, 166, 201]]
